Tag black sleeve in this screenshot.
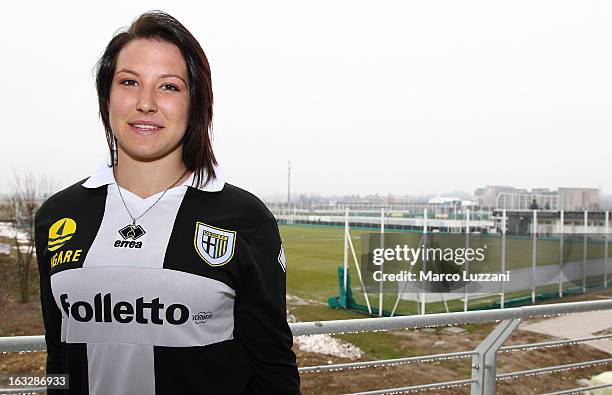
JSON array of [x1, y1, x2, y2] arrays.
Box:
[[34, 207, 64, 376], [234, 214, 301, 394]]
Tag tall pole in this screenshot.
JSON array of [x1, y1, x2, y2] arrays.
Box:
[[464, 208, 470, 312], [559, 210, 564, 298], [421, 208, 428, 315], [343, 208, 349, 307], [531, 210, 537, 303], [583, 210, 588, 293], [605, 211, 609, 288], [501, 209, 506, 308], [379, 207, 385, 317], [287, 160, 291, 206]]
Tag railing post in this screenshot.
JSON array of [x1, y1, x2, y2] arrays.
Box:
[[471, 319, 521, 395]]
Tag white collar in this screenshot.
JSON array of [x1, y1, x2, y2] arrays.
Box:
[[81, 156, 225, 192]]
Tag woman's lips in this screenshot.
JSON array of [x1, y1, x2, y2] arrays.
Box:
[[129, 123, 164, 135]]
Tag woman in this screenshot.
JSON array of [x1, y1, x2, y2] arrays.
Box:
[[34, 10, 300, 394]]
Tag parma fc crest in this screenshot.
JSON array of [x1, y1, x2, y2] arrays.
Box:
[[194, 222, 236, 267]]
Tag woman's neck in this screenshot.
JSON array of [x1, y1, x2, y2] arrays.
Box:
[[113, 149, 191, 199]]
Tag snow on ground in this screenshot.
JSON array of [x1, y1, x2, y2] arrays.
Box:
[[286, 294, 326, 306], [288, 309, 363, 360], [12, 245, 34, 254], [0, 222, 34, 255], [0, 222, 29, 242], [294, 334, 363, 360]]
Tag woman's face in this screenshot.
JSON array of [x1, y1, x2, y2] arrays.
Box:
[[109, 38, 190, 163]]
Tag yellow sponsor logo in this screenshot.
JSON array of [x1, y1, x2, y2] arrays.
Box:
[[48, 218, 77, 252], [51, 249, 82, 268]]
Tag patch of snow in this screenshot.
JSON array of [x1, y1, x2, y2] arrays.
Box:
[[294, 334, 363, 360], [286, 298, 363, 360], [0, 222, 29, 242], [12, 245, 34, 254], [286, 294, 325, 306], [586, 371, 612, 394]]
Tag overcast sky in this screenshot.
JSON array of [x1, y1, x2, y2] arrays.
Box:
[[1, 1, 610, 199]]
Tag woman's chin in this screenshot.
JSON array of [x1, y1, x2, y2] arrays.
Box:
[[120, 147, 173, 163]]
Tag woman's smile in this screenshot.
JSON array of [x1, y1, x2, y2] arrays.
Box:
[[128, 120, 165, 135]]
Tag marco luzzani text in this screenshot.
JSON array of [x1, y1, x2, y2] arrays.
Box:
[[371, 244, 511, 283]]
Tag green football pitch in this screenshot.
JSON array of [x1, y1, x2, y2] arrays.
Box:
[[281, 224, 370, 302], [280, 224, 612, 315], [279, 223, 612, 358]]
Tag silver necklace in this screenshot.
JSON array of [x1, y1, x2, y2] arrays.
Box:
[[114, 167, 188, 226]]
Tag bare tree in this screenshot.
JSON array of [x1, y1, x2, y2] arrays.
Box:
[[7, 171, 53, 303]]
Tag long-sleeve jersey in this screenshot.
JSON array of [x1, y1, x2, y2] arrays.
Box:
[[34, 159, 300, 395]]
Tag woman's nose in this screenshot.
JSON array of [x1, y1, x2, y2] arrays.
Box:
[[136, 87, 158, 113]]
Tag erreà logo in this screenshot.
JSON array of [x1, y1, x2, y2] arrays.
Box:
[[48, 218, 77, 251], [114, 224, 146, 249], [59, 293, 189, 325], [118, 225, 146, 240]]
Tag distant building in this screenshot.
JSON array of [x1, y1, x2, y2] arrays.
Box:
[[475, 185, 598, 211], [474, 185, 521, 209], [558, 187, 599, 210]]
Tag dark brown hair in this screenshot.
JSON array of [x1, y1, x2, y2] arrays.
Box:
[[95, 10, 217, 188]]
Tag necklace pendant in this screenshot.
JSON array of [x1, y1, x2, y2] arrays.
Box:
[[132, 218, 136, 226]]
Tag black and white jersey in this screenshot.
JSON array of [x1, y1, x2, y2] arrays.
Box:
[[34, 158, 300, 395]]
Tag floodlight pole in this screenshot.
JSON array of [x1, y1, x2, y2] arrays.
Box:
[[287, 160, 291, 206]]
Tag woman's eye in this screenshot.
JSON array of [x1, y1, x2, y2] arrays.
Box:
[[161, 83, 179, 92], [119, 79, 137, 87]]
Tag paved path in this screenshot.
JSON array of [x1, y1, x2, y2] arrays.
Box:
[[521, 310, 612, 354]]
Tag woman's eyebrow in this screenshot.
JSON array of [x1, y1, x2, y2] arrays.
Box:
[[115, 68, 139, 77], [115, 68, 187, 85], [159, 73, 187, 85]]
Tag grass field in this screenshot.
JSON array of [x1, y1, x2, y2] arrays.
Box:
[[281, 224, 370, 302], [280, 224, 612, 316], [281, 223, 612, 365]]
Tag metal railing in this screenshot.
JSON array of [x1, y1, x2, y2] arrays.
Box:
[[2, 299, 612, 394]]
